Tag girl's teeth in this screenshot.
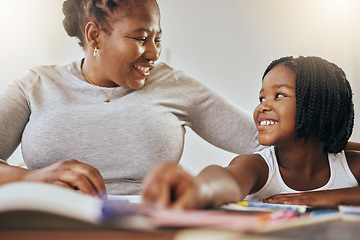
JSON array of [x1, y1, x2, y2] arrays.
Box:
[[260, 120, 278, 126]]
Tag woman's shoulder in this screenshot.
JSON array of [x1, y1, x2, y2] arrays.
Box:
[[149, 62, 198, 84], [11, 60, 82, 92], [149, 62, 174, 75], [30, 60, 81, 77], [149, 62, 182, 82], [16, 60, 81, 84], [148, 62, 216, 94]]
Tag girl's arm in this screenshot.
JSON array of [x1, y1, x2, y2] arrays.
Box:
[[141, 154, 268, 209], [206, 154, 269, 207]]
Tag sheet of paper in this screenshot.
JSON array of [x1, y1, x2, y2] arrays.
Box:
[[107, 195, 141, 203]]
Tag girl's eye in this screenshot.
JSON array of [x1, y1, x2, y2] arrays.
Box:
[[259, 97, 265, 103], [275, 93, 285, 99]]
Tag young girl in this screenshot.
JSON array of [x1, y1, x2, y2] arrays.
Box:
[[141, 56, 360, 209]]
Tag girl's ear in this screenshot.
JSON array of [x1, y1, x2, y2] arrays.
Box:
[[84, 21, 100, 49]]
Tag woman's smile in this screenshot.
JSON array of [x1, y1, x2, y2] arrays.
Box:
[[133, 63, 153, 77]]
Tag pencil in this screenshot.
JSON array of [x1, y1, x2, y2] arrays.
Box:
[[237, 201, 308, 213]]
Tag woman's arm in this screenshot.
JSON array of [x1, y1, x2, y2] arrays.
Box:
[[0, 76, 106, 198], [181, 74, 263, 154], [0, 159, 107, 198], [0, 79, 30, 161]]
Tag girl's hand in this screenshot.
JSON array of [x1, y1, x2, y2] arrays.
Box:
[[23, 159, 107, 198], [264, 187, 360, 206], [264, 191, 338, 206], [141, 162, 206, 209]]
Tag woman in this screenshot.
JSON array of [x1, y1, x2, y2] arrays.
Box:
[[0, 0, 262, 196]]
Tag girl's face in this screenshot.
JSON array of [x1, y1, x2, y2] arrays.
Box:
[[96, 2, 162, 89], [253, 64, 297, 147]]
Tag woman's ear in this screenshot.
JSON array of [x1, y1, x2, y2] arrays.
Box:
[[84, 21, 100, 49]]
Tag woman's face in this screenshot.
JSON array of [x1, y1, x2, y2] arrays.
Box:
[[253, 64, 297, 147], [96, 2, 162, 89]]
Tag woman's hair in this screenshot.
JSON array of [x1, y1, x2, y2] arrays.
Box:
[[62, 0, 159, 47], [262, 56, 354, 153]]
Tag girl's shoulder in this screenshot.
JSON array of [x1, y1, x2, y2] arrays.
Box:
[[229, 153, 269, 175], [345, 150, 360, 182], [229, 153, 269, 194]]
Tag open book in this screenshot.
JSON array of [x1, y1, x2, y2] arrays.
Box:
[[0, 182, 297, 231], [1, 182, 359, 231], [0, 182, 153, 229]]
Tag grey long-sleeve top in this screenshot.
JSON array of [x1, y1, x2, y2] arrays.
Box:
[[0, 60, 261, 194]]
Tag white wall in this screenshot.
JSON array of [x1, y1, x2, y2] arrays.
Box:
[[1, 0, 359, 174], [0, 0, 83, 86], [157, 0, 360, 174]]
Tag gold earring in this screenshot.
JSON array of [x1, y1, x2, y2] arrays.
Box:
[[93, 47, 99, 57]]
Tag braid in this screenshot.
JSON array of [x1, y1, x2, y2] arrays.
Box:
[[294, 57, 354, 153], [325, 64, 354, 152], [62, 0, 159, 47], [296, 57, 324, 142], [294, 60, 306, 138], [262, 56, 354, 153], [262, 56, 294, 80]]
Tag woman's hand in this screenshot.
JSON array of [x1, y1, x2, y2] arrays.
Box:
[[23, 159, 107, 198], [141, 162, 207, 209]]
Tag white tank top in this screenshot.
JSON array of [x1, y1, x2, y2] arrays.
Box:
[[245, 146, 358, 202]]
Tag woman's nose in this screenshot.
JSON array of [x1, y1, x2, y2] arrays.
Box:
[[144, 41, 161, 62]]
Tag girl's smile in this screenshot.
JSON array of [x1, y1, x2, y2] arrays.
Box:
[[257, 118, 279, 128], [253, 64, 297, 147]]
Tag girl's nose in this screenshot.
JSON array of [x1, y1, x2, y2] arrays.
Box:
[[260, 103, 271, 112]]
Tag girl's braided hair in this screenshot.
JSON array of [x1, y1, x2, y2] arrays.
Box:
[[262, 56, 354, 153]]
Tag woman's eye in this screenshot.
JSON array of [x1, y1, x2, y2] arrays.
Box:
[[130, 37, 146, 43]]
